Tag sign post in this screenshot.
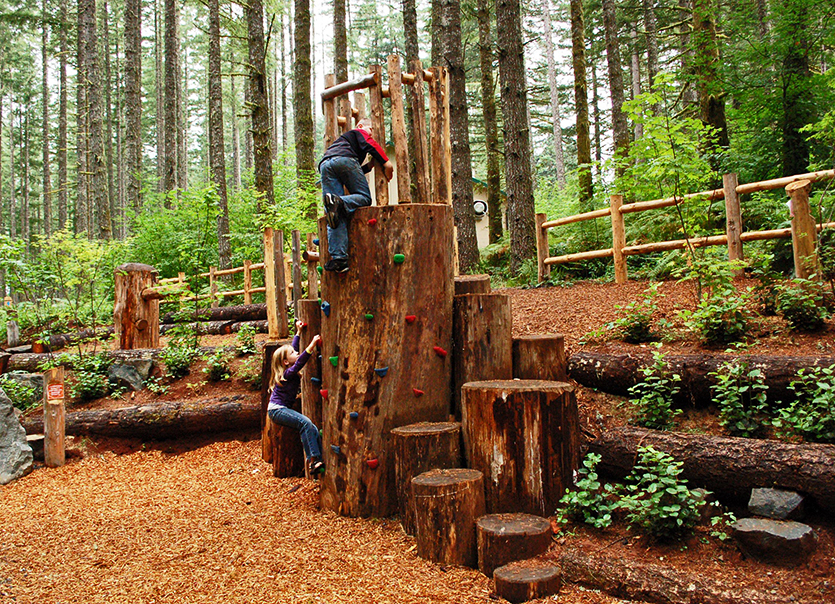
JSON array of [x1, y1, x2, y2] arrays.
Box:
[[43, 367, 66, 468]]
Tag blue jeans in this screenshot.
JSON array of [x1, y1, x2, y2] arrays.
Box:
[[267, 406, 322, 460], [320, 156, 372, 259]]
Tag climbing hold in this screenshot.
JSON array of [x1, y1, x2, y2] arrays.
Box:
[[374, 367, 389, 377], [319, 428, 323, 437], [413, 388, 424, 397], [404, 315, 416, 323], [367, 218, 378, 226], [349, 411, 359, 419], [329, 356, 338, 367], [313, 238, 320, 246], [364, 313, 374, 321], [393, 253, 405, 264], [366, 458, 379, 470], [317, 265, 323, 275], [433, 346, 448, 357], [321, 301, 331, 317], [311, 377, 322, 385], [319, 389, 329, 399], [301, 322, 308, 328], [331, 445, 341, 455]]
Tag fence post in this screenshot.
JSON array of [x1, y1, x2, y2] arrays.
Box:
[[263, 228, 280, 339], [786, 179, 820, 280], [292, 230, 302, 316], [323, 74, 339, 150], [209, 267, 218, 308], [388, 54, 412, 203], [369, 65, 390, 206], [307, 232, 319, 300], [723, 173, 744, 277], [243, 260, 253, 305], [43, 367, 65, 468], [535, 213, 550, 282], [274, 230, 289, 338], [428, 66, 449, 205], [610, 195, 627, 284]]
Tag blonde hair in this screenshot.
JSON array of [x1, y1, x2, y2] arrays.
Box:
[[270, 344, 296, 389]]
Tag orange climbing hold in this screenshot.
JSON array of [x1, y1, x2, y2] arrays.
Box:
[[433, 346, 448, 357], [405, 315, 416, 323]]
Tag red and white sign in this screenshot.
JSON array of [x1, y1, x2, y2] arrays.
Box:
[[47, 383, 64, 401]]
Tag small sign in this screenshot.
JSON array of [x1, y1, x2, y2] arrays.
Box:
[[47, 383, 64, 401]]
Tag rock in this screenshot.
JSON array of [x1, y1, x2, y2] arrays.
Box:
[[732, 518, 817, 566], [108, 364, 145, 392], [5, 345, 32, 354], [0, 386, 34, 484], [748, 487, 806, 520], [1, 372, 43, 408], [116, 358, 155, 381]]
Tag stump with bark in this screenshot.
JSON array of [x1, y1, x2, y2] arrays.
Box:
[[454, 274, 491, 295], [461, 380, 580, 515], [114, 263, 160, 350], [270, 416, 305, 478], [412, 468, 485, 567], [476, 513, 552, 577], [317, 204, 455, 517], [390, 421, 462, 535], [260, 342, 283, 463], [512, 335, 566, 381], [493, 561, 562, 603]]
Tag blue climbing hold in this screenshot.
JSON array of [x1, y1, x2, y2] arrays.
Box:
[[349, 411, 359, 419], [313, 238, 320, 246], [311, 377, 322, 385], [374, 366, 389, 377], [321, 301, 331, 317], [331, 445, 341, 455]]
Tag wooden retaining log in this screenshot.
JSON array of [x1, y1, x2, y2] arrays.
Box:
[[589, 426, 835, 513], [454, 274, 491, 295], [493, 561, 562, 604], [160, 303, 267, 324], [477, 513, 552, 577], [461, 380, 579, 515], [512, 335, 566, 381], [412, 468, 485, 567], [390, 421, 462, 535]]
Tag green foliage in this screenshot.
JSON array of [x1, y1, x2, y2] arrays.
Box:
[[68, 353, 113, 403], [777, 279, 830, 332], [234, 356, 263, 390], [145, 375, 169, 397], [607, 282, 664, 343], [160, 333, 200, 380], [203, 348, 232, 382], [749, 253, 782, 315], [776, 365, 835, 443], [628, 346, 682, 430], [619, 446, 704, 540], [236, 324, 258, 356], [709, 360, 770, 438], [0, 373, 39, 411], [557, 453, 618, 529]]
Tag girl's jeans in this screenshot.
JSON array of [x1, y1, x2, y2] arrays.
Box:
[[267, 406, 322, 460], [320, 156, 372, 260]]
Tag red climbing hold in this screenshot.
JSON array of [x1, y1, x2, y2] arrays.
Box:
[[413, 388, 424, 397], [367, 218, 378, 226], [301, 322, 308, 328], [366, 458, 379, 469], [433, 346, 448, 357], [405, 315, 416, 323], [320, 389, 329, 399]]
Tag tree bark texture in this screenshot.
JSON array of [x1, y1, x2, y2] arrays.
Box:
[[333, 0, 348, 83], [453, 274, 491, 295], [269, 414, 306, 478], [568, 351, 835, 406], [58, 0, 68, 229], [114, 263, 160, 350], [494, 562, 562, 604], [154, 0, 165, 192], [497, 0, 537, 274], [160, 303, 268, 324], [452, 293, 513, 418], [163, 0, 179, 194], [208, 0, 231, 270], [601, 0, 629, 179], [476, 513, 552, 577], [589, 425, 835, 514], [461, 380, 579, 515], [402, 0, 421, 200], [75, 0, 88, 234], [569, 0, 593, 206], [692, 0, 729, 149], [512, 335, 566, 382], [247, 0, 275, 210], [317, 204, 455, 517], [391, 421, 462, 535], [298, 299, 323, 434], [41, 0, 51, 238], [102, 1, 116, 237], [642, 0, 659, 93], [412, 468, 485, 567], [124, 0, 142, 218], [22, 395, 260, 439], [541, 0, 566, 189], [293, 0, 315, 177]]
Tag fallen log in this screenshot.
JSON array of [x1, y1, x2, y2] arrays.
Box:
[[158, 319, 267, 337], [160, 303, 267, 324], [589, 426, 835, 513], [20, 394, 260, 439], [568, 351, 835, 406]]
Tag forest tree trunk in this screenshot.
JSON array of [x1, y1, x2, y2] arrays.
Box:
[[124, 0, 142, 220], [209, 0, 231, 270], [569, 0, 593, 206]]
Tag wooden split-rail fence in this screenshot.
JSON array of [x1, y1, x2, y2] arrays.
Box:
[[536, 170, 835, 283]]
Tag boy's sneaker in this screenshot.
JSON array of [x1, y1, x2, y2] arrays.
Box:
[[323, 193, 345, 228], [323, 258, 349, 273]]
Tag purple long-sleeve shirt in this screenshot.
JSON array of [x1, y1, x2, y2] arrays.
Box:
[[267, 335, 311, 410]]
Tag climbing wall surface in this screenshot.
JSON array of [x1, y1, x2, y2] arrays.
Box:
[[318, 203, 455, 517]]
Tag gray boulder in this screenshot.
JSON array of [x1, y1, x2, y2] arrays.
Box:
[[732, 517, 817, 566], [108, 364, 145, 392], [748, 487, 806, 520], [0, 386, 34, 485], [113, 358, 154, 381], [1, 372, 43, 408]]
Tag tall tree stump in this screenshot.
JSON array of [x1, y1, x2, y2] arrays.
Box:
[[454, 274, 491, 295], [298, 299, 323, 431], [412, 468, 485, 567], [261, 342, 282, 463], [452, 293, 512, 418], [270, 415, 305, 478], [494, 561, 562, 603], [318, 204, 455, 517], [461, 380, 579, 515], [512, 335, 567, 381], [113, 263, 160, 350], [477, 513, 552, 577], [787, 179, 820, 279], [391, 421, 462, 535]]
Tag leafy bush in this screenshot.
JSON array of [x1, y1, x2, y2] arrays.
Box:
[[203, 348, 232, 382], [0, 373, 39, 411], [618, 446, 704, 540], [748, 252, 781, 315], [608, 282, 664, 343], [68, 352, 113, 403], [145, 375, 169, 396], [234, 356, 263, 389], [557, 453, 618, 529], [236, 324, 258, 356], [709, 360, 770, 438], [628, 347, 682, 430], [161, 342, 199, 379], [777, 279, 830, 332], [775, 365, 835, 443]]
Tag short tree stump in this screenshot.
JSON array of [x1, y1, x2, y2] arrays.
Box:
[[493, 560, 562, 603], [476, 513, 552, 577]]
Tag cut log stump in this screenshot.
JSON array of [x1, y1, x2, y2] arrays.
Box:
[[391, 421, 462, 535], [512, 335, 566, 381], [261, 342, 283, 463], [270, 416, 305, 478], [412, 468, 485, 567], [461, 380, 579, 515], [493, 560, 562, 603], [476, 513, 552, 577], [454, 274, 491, 295], [114, 263, 160, 350]]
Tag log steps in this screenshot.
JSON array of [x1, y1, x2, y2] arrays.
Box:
[[476, 513, 553, 577], [493, 560, 562, 603]]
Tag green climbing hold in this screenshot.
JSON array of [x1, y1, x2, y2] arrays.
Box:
[[364, 313, 374, 321], [317, 265, 323, 275], [329, 356, 338, 367], [393, 253, 405, 264]]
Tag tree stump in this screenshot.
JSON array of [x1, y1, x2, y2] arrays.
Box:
[[412, 468, 485, 567], [298, 299, 323, 432], [476, 513, 552, 577], [512, 335, 566, 381], [261, 342, 282, 463], [113, 263, 160, 350], [461, 380, 579, 515], [452, 293, 513, 418], [270, 415, 305, 478], [493, 560, 562, 603], [318, 204, 455, 517], [391, 421, 462, 535], [454, 274, 491, 295]]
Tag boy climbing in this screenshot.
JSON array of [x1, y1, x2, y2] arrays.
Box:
[[319, 118, 394, 272]]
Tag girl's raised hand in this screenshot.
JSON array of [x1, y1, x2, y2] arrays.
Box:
[[295, 319, 304, 332], [311, 334, 322, 347]]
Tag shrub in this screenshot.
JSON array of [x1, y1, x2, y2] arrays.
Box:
[[709, 360, 770, 438], [0, 373, 39, 411], [775, 365, 835, 443], [748, 252, 781, 315], [236, 323, 258, 356], [608, 282, 664, 343], [234, 356, 263, 389], [161, 343, 199, 379], [68, 352, 112, 403], [557, 453, 618, 529], [203, 348, 232, 382], [628, 347, 682, 430], [777, 279, 830, 332]]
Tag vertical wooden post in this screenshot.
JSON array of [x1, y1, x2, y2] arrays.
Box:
[[274, 229, 289, 338], [442, 67, 452, 202], [43, 367, 65, 468], [243, 260, 253, 305], [113, 263, 160, 350], [178, 271, 185, 285], [428, 66, 449, 204], [306, 232, 319, 300], [535, 213, 550, 282], [723, 173, 744, 277], [263, 228, 280, 339], [353, 91, 366, 119], [291, 230, 303, 315], [610, 195, 627, 284], [261, 342, 282, 463], [339, 93, 353, 133], [787, 179, 819, 280], [409, 59, 431, 204], [387, 54, 412, 203], [323, 74, 339, 149], [369, 65, 389, 206], [209, 267, 218, 308]]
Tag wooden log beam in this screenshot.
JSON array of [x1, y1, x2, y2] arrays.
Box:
[[321, 72, 378, 101], [735, 169, 834, 195], [160, 303, 267, 324]]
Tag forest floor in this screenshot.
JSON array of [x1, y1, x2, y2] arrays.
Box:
[[3, 278, 834, 603]]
